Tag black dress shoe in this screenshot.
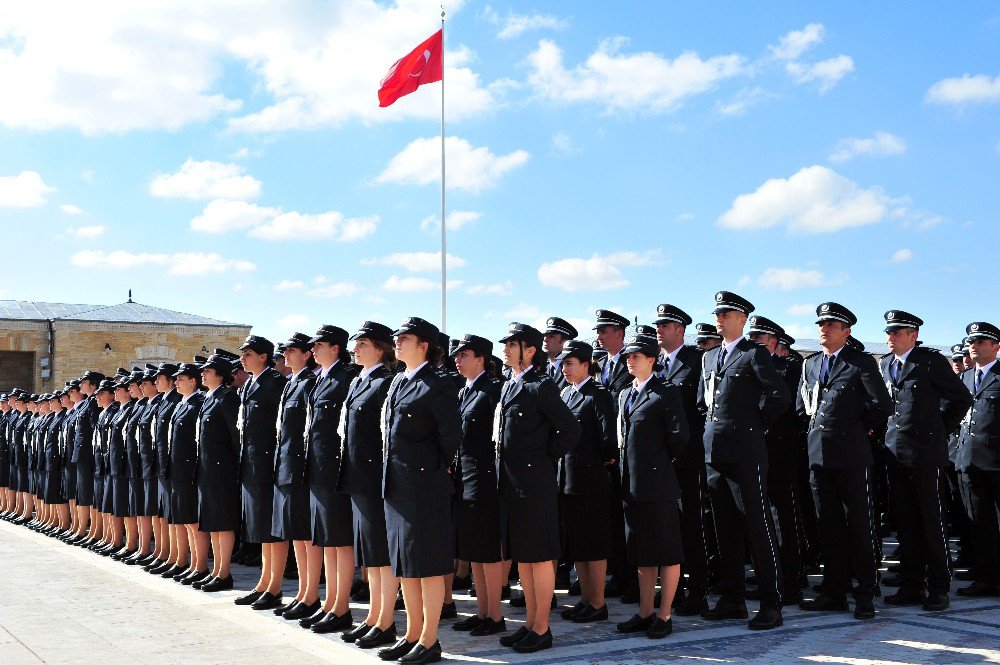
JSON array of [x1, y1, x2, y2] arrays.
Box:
[[251, 592, 283, 610], [136, 553, 157, 566], [234, 590, 264, 606], [439, 601, 457, 620], [470, 617, 506, 636], [452, 615, 483, 631], [499, 626, 528, 647], [922, 592, 949, 611], [646, 617, 672, 639], [351, 585, 370, 602], [122, 552, 144, 565], [854, 599, 876, 620], [675, 595, 707, 617], [311, 611, 353, 633], [273, 600, 300, 616], [180, 569, 209, 586], [161, 565, 186, 579], [142, 558, 163, 570], [394, 591, 405, 610], [572, 604, 607, 623], [799, 594, 849, 612], [748, 606, 783, 630], [701, 600, 749, 621], [378, 638, 417, 661], [452, 574, 472, 590], [299, 610, 327, 628], [957, 581, 1000, 597], [400, 640, 443, 664], [192, 572, 215, 589], [560, 601, 585, 620], [884, 590, 924, 606], [508, 590, 526, 607], [357, 624, 397, 649], [149, 562, 172, 575], [616, 613, 654, 633], [512, 630, 552, 653], [283, 600, 319, 619], [111, 548, 133, 561], [196, 574, 229, 592], [568, 579, 581, 596], [341, 622, 375, 642]]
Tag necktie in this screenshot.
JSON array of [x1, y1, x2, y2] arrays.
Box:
[[891, 359, 902, 383], [548, 363, 557, 379], [974, 368, 984, 393], [603, 359, 614, 383], [458, 386, 469, 405], [391, 377, 409, 407], [717, 346, 728, 372], [625, 387, 637, 413], [822, 354, 833, 384], [661, 353, 670, 378]]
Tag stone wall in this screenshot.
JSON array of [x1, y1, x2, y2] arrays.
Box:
[[0, 320, 50, 391]]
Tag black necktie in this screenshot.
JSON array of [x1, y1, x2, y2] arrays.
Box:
[[717, 347, 728, 372], [625, 387, 637, 414], [458, 386, 469, 405], [661, 353, 670, 378], [891, 359, 902, 383], [822, 354, 834, 384], [392, 376, 409, 405], [974, 368, 984, 393]]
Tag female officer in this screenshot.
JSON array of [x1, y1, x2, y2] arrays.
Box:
[[122, 371, 150, 564], [450, 334, 507, 637], [557, 341, 616, 624], [108, 375, 138, 559], [195, 353, 241, 591], [147, 364, 182, 574], [337, 321, 397, 647], [133, 369, 161, 565], [302, 325, 359, 633], [89, 380, 117, 551], [614, 333, 689, 639], [371, 317, 461, 664], [165, 363, 206, 580], [495, 322, 580, 654]]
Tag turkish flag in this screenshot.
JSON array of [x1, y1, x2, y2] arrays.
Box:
[[378, 30, 443, 107]]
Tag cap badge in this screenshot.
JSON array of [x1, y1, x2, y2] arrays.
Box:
[[971, 323, 980, 331], [887, 312, 895, 320], [508, 323, 518, 331], [715, 293, 724, 302], [547, 318, 554, 326], [821, 304, 830, 313]]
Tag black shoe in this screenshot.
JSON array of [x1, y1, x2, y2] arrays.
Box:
[[555, 568, 571, 590], [620, 584, 640, 604], [136, 553, 157, 566], [499, 626, 529, 647], [299, 610, 327, 628], [748, 606, 783, 630], [572, 604, 608, 623], [452, 615, 483, 631], [140, 557, 162, 570], [149, 562, 172, 575], [954, 569, 977, 581], [616, 613, 654, 633], [501, 584, 511, 600], [180, 569, 209, 586], [854, 599, 876, 620], [311, 611, 353, 633], [394, 591, 405, 610], [241, 552, 262, 567], [884, 590, 924, 606], [701, 600, 749, 621], [439, 601, 457, 620], [201, 575, 233, 592], [111, 547, 133, 561], [273, 600, 300, 616], [122, 552, 144, 565], [675, 594, 707, 616], [400, 641, 443, 664], [512, 630, 552, 653], [452, 574, 472, 590], [508, 590, 526, 607], [341, 622, 375, 642], [922, 592, 949, 611], [234, 590, 264, 606], [378, 638, 417, 661], [799, 594, 849, 612], [568, 579, 581, 596], [561, 601, 585, 620], [351, 584, 370, 602], [283, 600, 320, 620], [470, 617, 506, 636], [646, 617, 672, 639], [357, 624, 397, 649], [161, 565, 186, 579], [250, 592, 283, 610], [957, 582, 1000, 597], [191, 571, 215, 589]]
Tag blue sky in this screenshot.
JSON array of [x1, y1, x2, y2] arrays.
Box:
[[1, 1, 997, 348]]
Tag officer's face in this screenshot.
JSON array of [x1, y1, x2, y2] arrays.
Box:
[[697, 338, 721, 351], [749, 333, 778, 354], [60, 395, 72, 408], [240, 349, 267, 375], [951, 359, 965, 374], [969, 338, 999, 365], [95, 390, 114, 408], [141, 381, 157, 398], [394, 334, 427, 366], [352, 338, 381, 368], [201, 368, 224, 390], [963, 355, 975, 370], [656, 322, 685, 351], [595, 326, 624, 352], [128, 382, 142, 398], [80, 379, 96, 396], [818, 321, 850, 351], [543, 333, 566, 357], [114, 387, 130, 404], [715, 310, 746, 339], [68, 388, 83, 404], [886, 328, 917, 354], [774, 345, 789, 358], [453, 349, 484, 379], [312, 341, 338, 367], [154, 375, 172, 393], [625, 352, 655, 380], [175, 375, 197, 396], [284, 347, 310, 372], [561, 357, 589, 384]]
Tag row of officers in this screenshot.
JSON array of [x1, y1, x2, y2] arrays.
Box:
[[1, 293, 998, 662]]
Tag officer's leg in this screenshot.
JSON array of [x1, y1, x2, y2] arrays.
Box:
[[842, 468, 878, 600], [963, 467, 999, 587], [813, 468, 849, 598], [887, 467, 925, 594], [913, 468, 951, 594], [677, 466, 709, 600], [706, 463, 745, 604], [767, 451, 802, 597], [734, 463, 783, 607]]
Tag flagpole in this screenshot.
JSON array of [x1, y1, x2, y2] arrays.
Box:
[[439, 6, 447, 334]]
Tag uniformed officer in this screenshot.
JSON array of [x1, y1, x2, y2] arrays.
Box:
[[795, 303, 891, 620], [694, 323, 723, 351], [108, 374, 138, 559], [166, 363, 206, 580], [0, 394, 10, 518], [955, 321, 1000, 597], [880, 310, 973, 610], [950, 344, 968, 374], [697, 291, 790, 630], [542, 317, 578, 391], [146, 364, 182, 574], [71, 371, 104, 545], [129, 368, 160, 565], [92, 379, 120, 552]]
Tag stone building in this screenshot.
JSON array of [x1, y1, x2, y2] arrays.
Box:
[[0, 299, 251, 392]]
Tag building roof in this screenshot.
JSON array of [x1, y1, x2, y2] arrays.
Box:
[[0, 300, 247, 328]]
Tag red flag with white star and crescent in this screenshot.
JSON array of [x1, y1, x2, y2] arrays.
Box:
[[378, 29, 443, 107]]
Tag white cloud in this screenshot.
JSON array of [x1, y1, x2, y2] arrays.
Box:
[[0, 171, 55, 207], [758, 267, 824, 291], [551, 131, 580, 154], [376, 136, 529, 193], [830, 131, 907, 162], [926, 74, 1000, 105], [250, 211, 378, 242], [526, 37, 746, 113], [786, 55, 854, 93], [190, 200, 277, 233], [769, 23, 824, 61], [718, 165, 905, 234], [715, 86, 769, 116], [381, 275, 462, 293], [64, 225, 106, 239], [466, 281, 513, 296], [786, 303, 816, 316], [537, 251, 660, 292], [60, 204, 85, 215], [504, 302, 542, 320], [485, 7, 569, 40], [305, 282, 361, 298], [361, 252, 466, 273], [150, 159, 261, 200], [420, 210, 482, 233], [70, 249, 255, 276], [272, 279, 305, 291], [277, 314, 311, 330], [890, 248, 913, 264]]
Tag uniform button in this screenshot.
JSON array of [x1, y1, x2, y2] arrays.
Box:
[[819, 411, 825, 416], [894, 413, 900, 417], [419, 467, 424, 471], [715, 390, 721, 395], [895, 424, 900, 429], [527, 463, 532, 467], [819, 425, 825, 429], [406, 414, 412, 418], [713, 417, 719, 422]]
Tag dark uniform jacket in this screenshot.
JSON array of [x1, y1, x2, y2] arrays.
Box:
[[596, 351, 633, 403], [305, 361, 358, 487], [382, 364, 462, 501], [43, 411, 63, 475], [660, 345, 705, 468], [558, 379, 616, 496], [94, 403, 119, 479], [71, 398, 101, 469], [496, 367, 581, 500], [60, 404, 79, 473], [108, 400, 136, 478], [456, 372, 502, 501], [197, 387, 240, 486], [137, 394, 162, 479], [125, 397, 148, 480], [239, 368, 287, 486], [154, 390, 183, 480], [880, 347, 973, 468], [618, 377, 689, 501], [795, 346, 892, 469], [338, 364, 394, 495], [274, 370, 316, 487], [168, 393, 205, 484], [955, 362, 1000, 471], [768, 353, 805, 443], [545, 360, 568, 391], [697, 338, 791, 464]]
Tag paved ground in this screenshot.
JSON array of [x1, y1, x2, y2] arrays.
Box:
[[1, 519, 998, 664]]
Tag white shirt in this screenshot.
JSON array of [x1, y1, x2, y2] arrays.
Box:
[[720, 337, 741, 359], [205, 386, 220, 400], [631, 373, 655, 397], [573, 376, 591, 392], [404, 361, 428, 381], [288, 367, 309, 382], [893, 347, 915, 366], [359, 363, 384, 380], [511, 366, 533, 383], [975, 359, 997, 375], [465, 371, 485, 389], [320, 359, 340, 379], [180, 392, 197, 404]]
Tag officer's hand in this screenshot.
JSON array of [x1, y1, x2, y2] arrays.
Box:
[[605, 458, 616, 466]]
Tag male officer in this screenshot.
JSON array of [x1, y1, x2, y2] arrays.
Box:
[[950, 344, 967, 374], [695, 323, 723, 351], [954, 321, 1000, 597], [881, 310, 972, 610], [796, 303, 891, 620], [653, 303, 709, 614], [543, 317, 578, 391], [697, 291, 790, 630]]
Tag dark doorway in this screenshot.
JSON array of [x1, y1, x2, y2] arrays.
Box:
[[0, 351, 34, 392]]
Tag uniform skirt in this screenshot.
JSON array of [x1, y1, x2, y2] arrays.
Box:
[[455, 498, 503, 563], [242, 483, 278, 544], [272, 483, 311, 541], [63, 463, 77, 502], [0, 460, 8, 487], [500, 495, 562, 564], [16, 463, 28, 493], [43, 470, 66, 504], [93, 476, 105, 510], [385, 494, 454, 578], [157, 478, 172, 520], [141, 478, 158, 517], [128, 477, 144, 516], [351, 494, 390, 568], [310, 486, 353, 548], [199, 482, 240, 532], [111, 476, 131, 518], [76, 465, 94, 507], [169, 480, 199, 525], [624, 499, 685, 567], [560, 493, 612, 562], [101, 476, 116, 513]]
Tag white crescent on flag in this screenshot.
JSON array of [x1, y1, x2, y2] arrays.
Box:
[[409, 49, 432, 77]]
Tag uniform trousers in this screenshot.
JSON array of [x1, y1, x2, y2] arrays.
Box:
[[958, 466, 1000, 586], [606, 465, 630, 579], [887, 466, 951, 594], [766, 442, 804, 592], [675, 464, 710, 595], [706, 461, 784, 607], [810, 467, 879, 600]]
